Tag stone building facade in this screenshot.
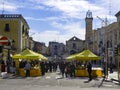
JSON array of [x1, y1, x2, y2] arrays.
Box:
[[0, 14, 29, 52], [66, 36, 85, 55], [48, 41, 65, 61], [85, 10, 120, 67]]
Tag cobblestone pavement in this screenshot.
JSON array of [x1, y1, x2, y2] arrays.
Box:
[[0, 71, 120, 90]]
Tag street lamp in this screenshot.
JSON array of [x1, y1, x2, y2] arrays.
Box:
[[104, 40, 110, 78], [6, 40, 15, 73]]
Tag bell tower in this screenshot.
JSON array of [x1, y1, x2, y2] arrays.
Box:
[[85, 10, 93, 49]]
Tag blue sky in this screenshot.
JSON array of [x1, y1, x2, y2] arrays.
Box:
[[0, 0, 119, 46]]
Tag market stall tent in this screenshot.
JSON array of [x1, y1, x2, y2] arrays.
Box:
[[12, 49, 47, 60], [66, 49, 101, 61], [66, 53, 78, 60], [75, 49, 102, 77], [12, 49, 47, 77], [75, 49, 101, 60], [66, 50, 102, 77]]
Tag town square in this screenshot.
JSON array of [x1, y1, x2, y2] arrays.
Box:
[[0, 0, 120, 90]]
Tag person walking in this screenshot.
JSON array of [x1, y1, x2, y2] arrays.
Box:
[[70, 63, 75, 77], [61, 62, 66, 78], [40, 62, 45, 76], [24, 61, 31, 77], [87, 62, 92, 81], [1, 60, 6, 72], [109, 62, 113, 73], [64, 64, 69, 78]]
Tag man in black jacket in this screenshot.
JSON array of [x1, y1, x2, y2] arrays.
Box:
[[87, 62, 92, 81]]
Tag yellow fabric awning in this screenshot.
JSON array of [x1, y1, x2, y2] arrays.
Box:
[[66, 49, 101, 61], [75, 49, 101, 60], [12, 49, 48, 60], [66, 53, 78, 60]]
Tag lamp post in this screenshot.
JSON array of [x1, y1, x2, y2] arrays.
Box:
[[6, 40, 15, 73], [7, 46, 11, 73], [104, 40, 110, 78]]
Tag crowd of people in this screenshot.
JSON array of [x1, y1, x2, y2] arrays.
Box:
[[39, 61, 76, 78], [0, 60, 16, 74], [39, 61, 92, 80], [19, 60, 76, 78], [59, 61, 75, 78], [0, 59, 98, 81]]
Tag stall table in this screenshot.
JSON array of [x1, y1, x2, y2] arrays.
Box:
[[75, 68, 103, 77], [19, 68, 42, 77]]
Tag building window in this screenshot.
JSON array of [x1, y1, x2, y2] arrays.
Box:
[[114, 31, 117, 45], [119, 31, 120, 40], [72, 43, 76, 49], [5, 23, 10, 32], [22, 25, 24, 34], [73, 37, 76, 40], [25, 30, 29, 36], [54, 45, 58, 55]]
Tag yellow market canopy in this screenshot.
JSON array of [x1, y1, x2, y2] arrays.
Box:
[[66, 53, 78, 60], [12, 49, 47, 60], [75, 49, 102, 60], [66, 49, 101, 61]]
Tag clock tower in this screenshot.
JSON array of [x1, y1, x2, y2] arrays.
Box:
[[85, 10, 93, 49]]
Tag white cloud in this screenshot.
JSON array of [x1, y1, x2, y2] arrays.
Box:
[[0, 1, 18, 12], [31, 30, 61, 46], [31, 0, 103, 18], [2, 0, 119, 19], [23, 0, 119, 44], [26, 0, 118, 24], [51, 21, 85, 36], [25, 16, 61, 21], [30, 20, 85, 46]]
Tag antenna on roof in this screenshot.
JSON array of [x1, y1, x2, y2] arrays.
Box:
[[2, 0, 4, 14], [108, 0, 112, 23], [97, 16, 109, 27]]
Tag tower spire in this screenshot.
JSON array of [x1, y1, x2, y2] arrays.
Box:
[[85, 10, 93, 50], [86, 10, 92, 18]]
